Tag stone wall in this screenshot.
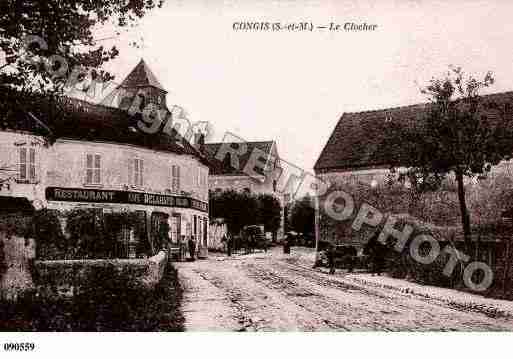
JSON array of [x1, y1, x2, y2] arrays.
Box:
[[316, 160, 513, 253], [34, 250, 168, 299]]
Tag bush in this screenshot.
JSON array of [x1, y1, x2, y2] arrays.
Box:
[[33, 209, 67, 260], [379, 216, 463, 288], [0, 266, 184, 331]]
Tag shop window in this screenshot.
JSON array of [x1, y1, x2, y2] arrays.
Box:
[[171, 165, 181, 193], [130, 158, 144, 187], [85, 153, 101, 185], [18, 147, 36, 183]]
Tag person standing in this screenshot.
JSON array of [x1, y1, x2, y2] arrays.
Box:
[[283, 233, 291, 254], [327, 243, 336, 275], [188, 236, 196, 261], [223, 232, 232, 257]]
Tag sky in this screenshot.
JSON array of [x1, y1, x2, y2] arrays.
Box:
[[40, 0, 513, 175]]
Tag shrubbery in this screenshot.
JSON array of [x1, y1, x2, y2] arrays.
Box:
[[0, 266, 184, 331], [209, 190, 282, 235], [0, 209, 151, 260]]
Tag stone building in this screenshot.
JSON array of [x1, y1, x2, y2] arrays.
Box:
[[314, 91, 513, 258], [0, 59, 210, 259]]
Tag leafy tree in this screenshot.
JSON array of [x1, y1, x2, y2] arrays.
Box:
[[384, 67, 513, 247], [289, 195, 315, 235], [256, 193, 282, 236], [0, 0, 164, 93], [209, 190, 258, 234], [209, 190, 281, 236]]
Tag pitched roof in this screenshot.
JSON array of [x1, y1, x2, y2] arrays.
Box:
[[119, 59, 166, 92], [203, 141, 275, 175], [314, 91, 513, 172], [0, 88, 209, 166]]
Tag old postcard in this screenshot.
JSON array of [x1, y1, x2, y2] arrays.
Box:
[[0, 0, 512, 357]]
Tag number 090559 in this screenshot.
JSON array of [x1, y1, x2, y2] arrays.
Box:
[[4, 342, 35, 351]]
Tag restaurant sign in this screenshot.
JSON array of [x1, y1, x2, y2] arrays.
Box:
[[45, 187, 208, 213]]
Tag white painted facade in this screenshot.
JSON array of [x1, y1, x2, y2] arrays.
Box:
[[0, 130, 210, 257]]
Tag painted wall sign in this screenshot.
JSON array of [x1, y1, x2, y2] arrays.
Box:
[[45, 187, 208, 213]]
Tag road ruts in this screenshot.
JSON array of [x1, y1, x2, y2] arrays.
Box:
[[176, 251, 513, 331]]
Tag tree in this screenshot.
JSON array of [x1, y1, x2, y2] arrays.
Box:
[[0, 0, 164, 94], [209, 190, 282, 236], [209, 189, 258, 235], [289, 195, 315, 235], [256, 194, 282, 237], [384, 67, 513, 248]]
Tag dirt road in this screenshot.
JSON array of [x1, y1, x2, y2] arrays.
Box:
[[175, 248, 513, 331]]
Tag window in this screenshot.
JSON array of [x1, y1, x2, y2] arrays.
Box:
[[199, 169, 207, 187], [18, 147, 36, 182], [171, 165, 181, 193], [197, 167, 202, 187], [130, 158, 144, 187], [86, 154, 101, 185]]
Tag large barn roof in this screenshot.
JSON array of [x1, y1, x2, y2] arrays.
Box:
[[314, 91, 513, 172]]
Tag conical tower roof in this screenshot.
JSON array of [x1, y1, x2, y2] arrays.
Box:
[[119, 59, 166, 92]]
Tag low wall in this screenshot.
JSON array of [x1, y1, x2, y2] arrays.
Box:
[[34, 251, 168, 299]]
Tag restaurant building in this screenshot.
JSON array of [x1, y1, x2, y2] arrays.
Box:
[[0, 59, 210, 259]]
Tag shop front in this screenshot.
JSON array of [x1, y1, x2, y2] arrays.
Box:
[[44, 186, 209, 260]]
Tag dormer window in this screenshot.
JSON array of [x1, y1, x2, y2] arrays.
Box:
[[137, 93, 146, 111]]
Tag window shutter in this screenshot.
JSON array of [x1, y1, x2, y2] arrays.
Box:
[[170, 165, 174, 192], [139, 159, 144, 186], [128, 158, 133, 186], [29, 148, 36, 181], [19, 148, 27, 180], [86, 154, 93, 184], [177, 166, 181, 192], [94, 154, 101, 184], [134, 159, 139, 186]]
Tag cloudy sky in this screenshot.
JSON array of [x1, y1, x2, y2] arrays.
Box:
[[91, 0, 513, 175]]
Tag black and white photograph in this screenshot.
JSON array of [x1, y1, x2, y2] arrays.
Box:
[[1, 0, 513, 356]]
